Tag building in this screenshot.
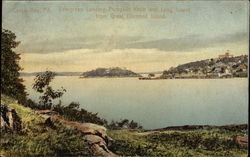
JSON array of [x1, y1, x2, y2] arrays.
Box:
[[218, 52, 233, 59], [236, 64, 247, 72]]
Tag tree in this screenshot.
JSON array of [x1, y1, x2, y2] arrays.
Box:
[[117, 119, 129, 128], [148, 73, 155, 78], [33, 71, 66, 109], [1, 29, 26, 103], [128, 120, 139, 129]]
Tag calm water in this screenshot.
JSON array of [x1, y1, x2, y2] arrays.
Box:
[[23, 77, 248, 129]]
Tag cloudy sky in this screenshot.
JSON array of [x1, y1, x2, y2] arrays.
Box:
[[2, 1, 249, 72]]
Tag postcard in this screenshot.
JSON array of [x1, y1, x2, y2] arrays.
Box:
[[1, 0, 249, 156]]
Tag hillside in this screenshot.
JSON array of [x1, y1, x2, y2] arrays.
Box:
[[1, 95, 248, 157], [0, 95, 92, 156], [81, 67, 142, 78], [161, 55, 248, 79]]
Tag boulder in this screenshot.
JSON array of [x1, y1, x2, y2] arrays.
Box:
[[36, 110, 118, 157], [35, 110, 58, 115], [84, 134, 118, 157], [0, 115, 11, 131], [235, 136, 248, 147], [0, 104, 22, 133], [10, 109, 22, 132]]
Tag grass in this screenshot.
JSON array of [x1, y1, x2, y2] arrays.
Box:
[[108, 128, 248, 157], [0, 95, 91, 157]]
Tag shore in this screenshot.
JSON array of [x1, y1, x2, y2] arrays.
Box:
[[139, 76, 247, 80]]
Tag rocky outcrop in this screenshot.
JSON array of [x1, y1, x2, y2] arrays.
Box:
[[0, 104, 22, 133], [235, 136, 248, 148], [36, 110, 118, 157]]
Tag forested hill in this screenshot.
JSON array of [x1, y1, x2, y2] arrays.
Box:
[[177, 55, 247, 70], [81, 67, 142, 78], [162, 55, 248, 78]]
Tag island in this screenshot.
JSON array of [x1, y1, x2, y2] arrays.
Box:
[[80, 67, 142, 78]]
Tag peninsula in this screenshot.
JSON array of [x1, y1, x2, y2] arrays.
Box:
[[139, 54, 248, 80], [161, 54, 248, 79]]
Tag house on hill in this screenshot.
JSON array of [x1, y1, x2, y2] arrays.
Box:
[[219, 52, 233, 59], [236, 64, 247, 72]]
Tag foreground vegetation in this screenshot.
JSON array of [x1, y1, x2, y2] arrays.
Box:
[[0, 95, 91, 157], [108, 129, 247, 157]]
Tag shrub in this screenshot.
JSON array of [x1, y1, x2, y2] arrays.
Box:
[[107, 119, 143, 130], [53, 101, 107, 126]]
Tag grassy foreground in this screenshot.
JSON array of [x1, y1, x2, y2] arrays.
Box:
[[0, 95, 248, 157], [0, 95, 91, 157], [108, 128, 247, 156]]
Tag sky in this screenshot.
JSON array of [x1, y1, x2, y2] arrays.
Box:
[[2, 0, 249, 73]]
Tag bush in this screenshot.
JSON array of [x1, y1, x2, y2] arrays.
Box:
[[22, 97, 142, 129], [107, 119, 143, 130], [53, 101, 107, 126]]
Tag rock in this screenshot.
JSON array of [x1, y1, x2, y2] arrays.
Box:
[[10, 109, 22, 132], [36, 110, 58, 128], [57, 121, 117, 156], [36, 110, 118, 157], [8, 110, 14, 129], [0, 115, 10, 131], [0, 104, 22, 133], [84, 134, 107, 145], [235, 136, 248, 147], [35, 110, 58, 115], [84, 135, 118, 157]]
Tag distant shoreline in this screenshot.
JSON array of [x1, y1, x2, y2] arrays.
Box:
[[79, 76, 140, 78], [138, 76, 247, 80], [21, 75, 248, 80], [147, 124, 247, 132]]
